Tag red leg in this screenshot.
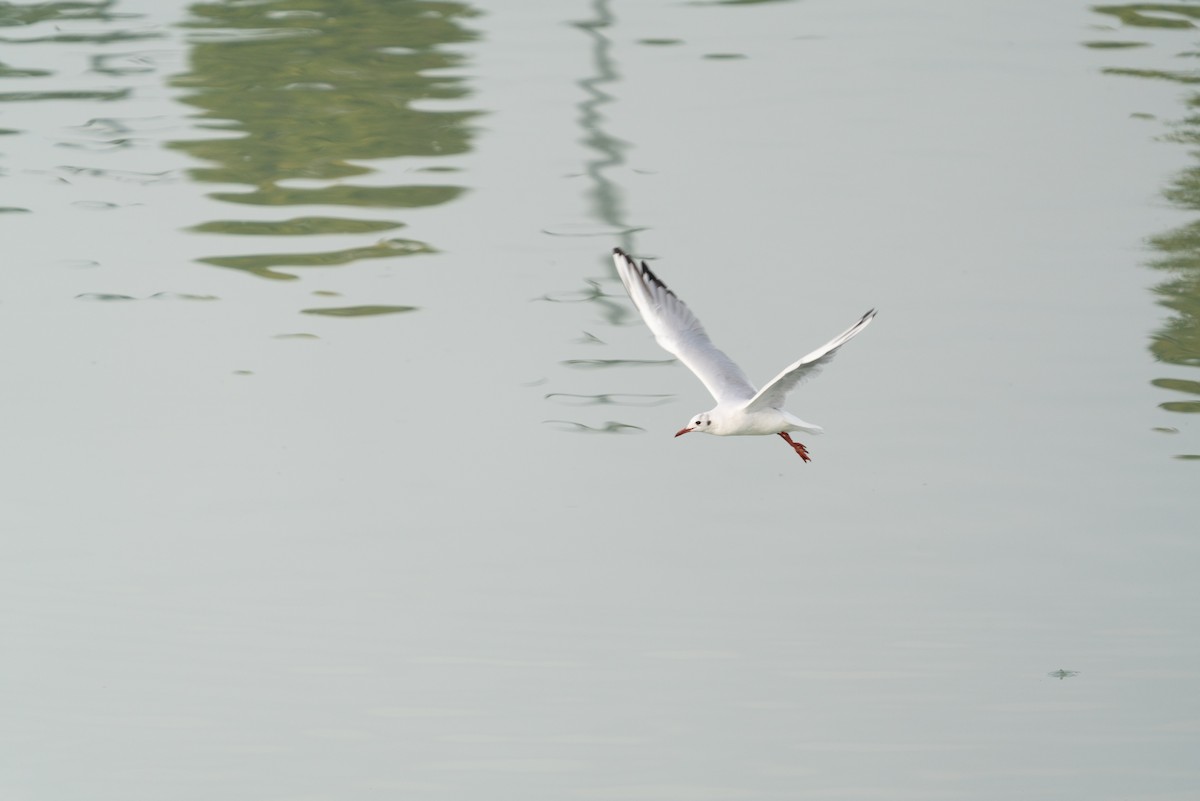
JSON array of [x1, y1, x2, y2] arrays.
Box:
[[778, 432, 811, 462]]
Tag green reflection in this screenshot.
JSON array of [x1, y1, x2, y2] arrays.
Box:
[[0, 89, 130, 102], [209, 184, 463, 208], [0, 61, 50, 77], [199, 239, 431, 281], [1160, 400, 1200, 412], [0, 30, 158, 45], [190, 217, 403, 236], [1082, 41, 1149, 48], [0, 1, 126, 27], [1102, 66, 1200, 83], [1094, 4, 1200, 453], [1093, 4, 1200, 28], [301, 305, 417, 317], [1152, 376, 1200, 396], [171, 0, 479, 280]]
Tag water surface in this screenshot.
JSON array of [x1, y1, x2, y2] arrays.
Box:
[[1, 1, 1197, 800]]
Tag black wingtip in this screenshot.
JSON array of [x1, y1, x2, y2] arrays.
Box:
[[612, 247, 677, 299]]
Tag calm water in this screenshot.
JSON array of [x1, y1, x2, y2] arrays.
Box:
[[2, 1, 1198, 800]]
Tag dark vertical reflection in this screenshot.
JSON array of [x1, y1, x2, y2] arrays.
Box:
[[559, 0, 642, 334], [572, 0, 635, 255], [541, 1, 657, 433], [170, 0, 479, 282], [1091, 5, 1200, 457]]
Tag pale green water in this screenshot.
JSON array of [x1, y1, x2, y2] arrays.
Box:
[[1, 2, 1197, 800]]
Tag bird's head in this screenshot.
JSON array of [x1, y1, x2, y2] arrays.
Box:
[[675, 411, 715, 438]]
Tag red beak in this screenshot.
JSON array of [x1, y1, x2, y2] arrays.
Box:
[[674, 427, 693, 437]]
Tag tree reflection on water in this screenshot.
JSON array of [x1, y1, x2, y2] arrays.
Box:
[[1091, 4, 1200, 456], [171, 0, 480, 282]]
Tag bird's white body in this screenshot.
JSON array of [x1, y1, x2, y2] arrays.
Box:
[[611, 248, 874, 459], [704, 406, 821, 437]]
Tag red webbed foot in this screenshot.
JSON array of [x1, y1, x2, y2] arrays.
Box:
[[778, 432, 811, 462]]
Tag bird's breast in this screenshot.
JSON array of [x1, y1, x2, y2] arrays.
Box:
[[713, 408, 788, 436]]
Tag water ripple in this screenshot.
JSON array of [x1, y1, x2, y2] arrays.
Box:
[[545, 393, 674, 407], [301, 305, 418, 318], [189, 217, 403, 236], [199, 239, 432, 281], [542, 420, 645, 434], [562, 358, 674, 369]]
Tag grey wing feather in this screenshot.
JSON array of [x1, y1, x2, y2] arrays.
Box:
[[612, 248, 756, 405], [743, 309, 876, 412]]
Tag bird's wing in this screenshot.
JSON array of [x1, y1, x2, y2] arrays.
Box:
[[743, 309, 876, 412], [612, 248, 756, 405]]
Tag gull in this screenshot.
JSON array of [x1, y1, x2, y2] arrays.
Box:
[[612, 247, 875, 461]]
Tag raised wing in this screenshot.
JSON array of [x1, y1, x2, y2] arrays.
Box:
[[612, 248, 756, 405], [743, 309, 876, 412]]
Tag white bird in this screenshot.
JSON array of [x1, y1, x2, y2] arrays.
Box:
[[612, 247, 875, 461]]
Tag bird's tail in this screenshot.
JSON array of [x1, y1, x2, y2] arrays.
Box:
[[785, 414, 824, 435]]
